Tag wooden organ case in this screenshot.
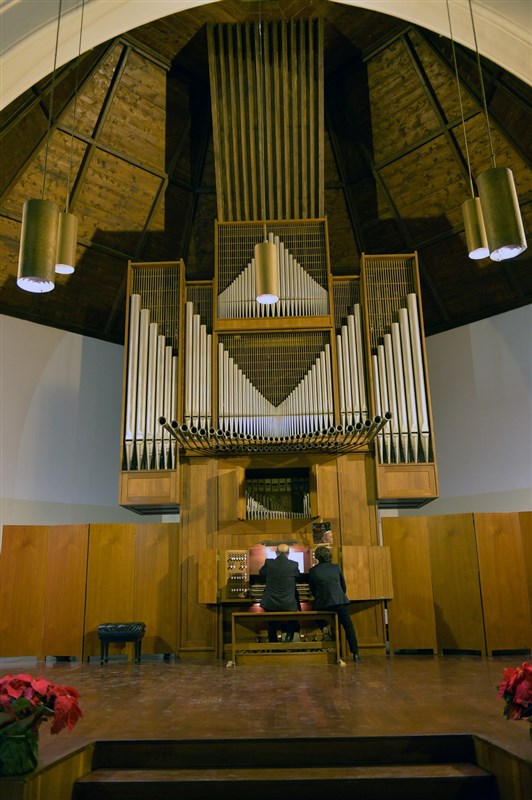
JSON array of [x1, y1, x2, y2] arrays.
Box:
[[118, 20, 438, 660]]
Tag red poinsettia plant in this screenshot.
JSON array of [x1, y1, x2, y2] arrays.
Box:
[[497, 662, 532, 740], [0, 673, 82, 735], [0, 673, 82, 776]]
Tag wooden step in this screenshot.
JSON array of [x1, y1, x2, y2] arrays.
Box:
[[90, 734, 479, 770], [73, 763, 499, 800]]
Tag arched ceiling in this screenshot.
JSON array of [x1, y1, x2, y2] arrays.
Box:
[[0, 0, 530, 344]]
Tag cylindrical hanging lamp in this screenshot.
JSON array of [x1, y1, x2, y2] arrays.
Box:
[[255, 240, 279, 304], [17, 199, 59, 293], [55, 211, 78, 273], [462, 197, 489, 260], [477, 167, 527, 261]]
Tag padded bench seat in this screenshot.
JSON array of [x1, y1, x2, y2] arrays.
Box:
[[98, 622, 146, 664]]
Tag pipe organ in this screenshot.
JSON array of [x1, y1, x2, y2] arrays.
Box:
[[119, 224, 438, 512]]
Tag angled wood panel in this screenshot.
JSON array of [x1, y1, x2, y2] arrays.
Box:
[[84, 524, 135, 659], [42, 525, 90, 660], [133, 523, 181, 656], [519, 511, 532, 618], [0, 526, 48, 657], [473, 512, 532, 654], [427, 514, 485, 654], [382, 516, 437, 653]]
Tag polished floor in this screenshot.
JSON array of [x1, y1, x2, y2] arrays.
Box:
[[1, 653, 531, 771]]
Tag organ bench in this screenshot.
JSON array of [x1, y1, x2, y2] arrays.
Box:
[[228, 610, 342, 666]]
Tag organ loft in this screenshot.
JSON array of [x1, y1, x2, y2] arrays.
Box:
[[118, 20, 439, 661]]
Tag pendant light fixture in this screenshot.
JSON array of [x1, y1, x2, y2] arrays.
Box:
[[17, 0, 64, 293], [56, 0, 84, 274], [254, 2, 279, 305], [255, 234, 280, 304], [468, 0, 527, 261], [447, 0, 489, 260]]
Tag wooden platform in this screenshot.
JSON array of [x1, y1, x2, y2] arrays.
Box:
[[0, 654, 530, 799]]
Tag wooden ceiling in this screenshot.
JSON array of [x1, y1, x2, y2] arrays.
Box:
[[0, 0, 530, 345]]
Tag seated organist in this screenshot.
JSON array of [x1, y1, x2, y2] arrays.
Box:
[[259, 543, 301, 642]]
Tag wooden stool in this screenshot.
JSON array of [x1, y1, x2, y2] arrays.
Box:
[[97, 622, 146, 664]]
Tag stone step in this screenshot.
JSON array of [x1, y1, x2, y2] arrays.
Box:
[[73, 762, 499, 800]]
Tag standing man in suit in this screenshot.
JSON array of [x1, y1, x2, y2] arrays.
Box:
[[309, 544, 361, 662], [259, 543, 301, 642]]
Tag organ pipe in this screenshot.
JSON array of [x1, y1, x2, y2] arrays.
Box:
[[124, 294, 140, 469], [160, 414, 390, 456], [123, 293, 179, 472]]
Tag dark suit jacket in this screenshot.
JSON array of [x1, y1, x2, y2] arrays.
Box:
[[308, 561, 350, 609], [259, 555, 300, 611]]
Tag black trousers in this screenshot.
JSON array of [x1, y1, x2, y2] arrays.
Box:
[[266, 619, 300, 642], [320, 604, 359, 654]]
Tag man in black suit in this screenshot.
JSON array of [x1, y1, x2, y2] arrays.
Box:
[[259, 543, 301, 642], [309, 544, 361, 662]]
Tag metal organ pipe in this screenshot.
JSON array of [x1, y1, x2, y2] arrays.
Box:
[[371, 353, 384, 463], [184, 302, 193, 424], [407, 293, 430, 462], [398, 307, 419, 462], [383, 333, 400, 463], [124, 294, 140, 469], [391, 321, 409, 462], [377, 344, 391, 463], [135, 308, 150, 469], [123, 292, 180, 472], [155, 334, 166, 469], [145, 322, 158, 470], [370, 296, 431, 465]]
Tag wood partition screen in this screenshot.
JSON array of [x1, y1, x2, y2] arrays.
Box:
[[381, 516, 438, 653], [0, 525, 89, 660], [427, 514, 486, 654]]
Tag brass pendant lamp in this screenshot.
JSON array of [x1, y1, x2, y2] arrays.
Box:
[[255, 238, 280, 304], [55, 0, 84, 275], [468, 0, 527, 262], [447, 0, 489, 260], [17, 199, 59, 293], [17, 1, 64, 293], [254, 5, 279, 305]]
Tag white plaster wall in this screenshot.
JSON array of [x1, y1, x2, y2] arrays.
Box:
[[0, 314, 150, 541], [408, 304, 532, 514]]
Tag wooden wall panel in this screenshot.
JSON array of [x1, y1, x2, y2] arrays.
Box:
[[133, 523, 180, 655], [474, 513, 532, 654], [427, 514, 486, 654], [382, 517, 437, 653], [217, 463, 245, 523], [342, 546, 393, 600], [351, 602, 386, 652], [42, 525, 90, 660], [314, 458, 340, 532], [179, 458, 218, 654], [0, 526, 48, 657], [519, 511, 532, 618], [336, 454, 378, 545], [84, 524, 135, 659]]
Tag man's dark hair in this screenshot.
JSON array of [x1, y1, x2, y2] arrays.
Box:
[[314, 545, 332, 563]]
